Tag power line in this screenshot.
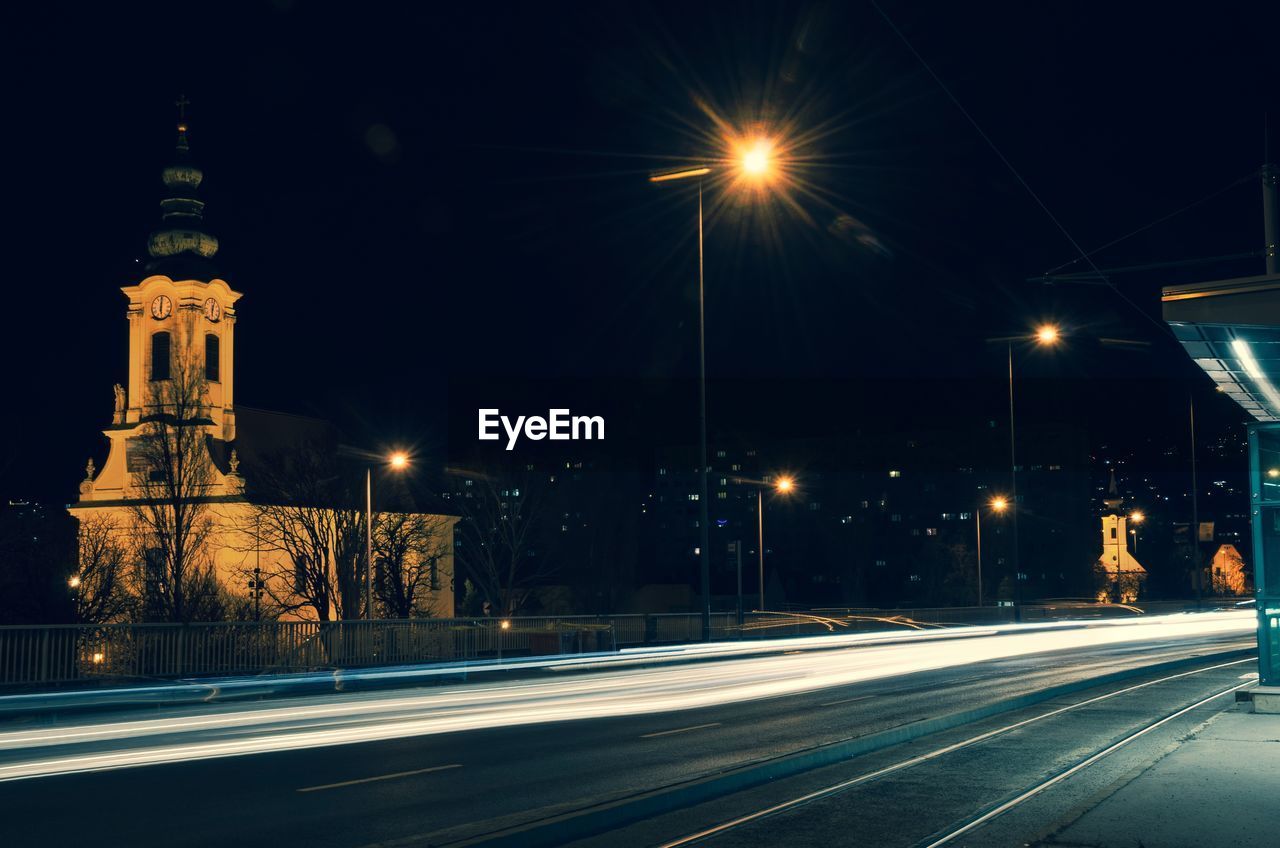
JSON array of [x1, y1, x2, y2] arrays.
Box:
[[1042, 171, 1257, 276], [1033, 250, 1264, 284], [868, 1, 1179, 341]]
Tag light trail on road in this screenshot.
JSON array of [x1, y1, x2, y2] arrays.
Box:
[[0, 612, 1253, 783]]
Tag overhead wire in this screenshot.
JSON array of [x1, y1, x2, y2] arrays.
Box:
[[868, 1, 1213, 342]]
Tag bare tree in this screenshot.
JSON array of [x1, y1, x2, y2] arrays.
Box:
[[73, 514, 132, 623], [374, 512, 452, 618], [127, 354, 223, 622], [453, 474, 553, 615], [236, 441, 365, 621]]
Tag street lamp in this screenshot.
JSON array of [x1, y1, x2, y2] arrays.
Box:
[[1129, 510, 1145, 557], [649, 140, 776, 641], [755, 474, 795, 613], [366, 451, 411, 620], [988, 324, 1062, 606], [741, 140, 771, 178], [976, 496, 1009, 607]]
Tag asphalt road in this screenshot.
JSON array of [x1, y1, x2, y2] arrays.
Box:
[[0, 618, 1255, 848]]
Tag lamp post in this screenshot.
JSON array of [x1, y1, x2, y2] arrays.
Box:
[[1129, 510, 1144, 557], [650, 141, 775, 641], [753, 475, 795, 613], [1114, 509, 1144, 603], [67, 574, 81, 621], [989, 324, 1061, 606], [366, 451, 410, 620], [976, 496, 1008, 607]]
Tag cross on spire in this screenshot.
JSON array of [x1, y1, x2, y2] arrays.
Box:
[[174, 94, 190, 149]]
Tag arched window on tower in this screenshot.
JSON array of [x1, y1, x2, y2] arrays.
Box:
[[205, 333, 220, 382], [151, 332, 171, 381]]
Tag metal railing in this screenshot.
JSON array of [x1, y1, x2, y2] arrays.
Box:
[[2, 600, 1239, 688]]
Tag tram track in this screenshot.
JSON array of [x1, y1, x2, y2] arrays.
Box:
[[653, 656, 1256, 848]]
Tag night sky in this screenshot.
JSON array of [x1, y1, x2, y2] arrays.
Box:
[[4, 0, 1278, 503]]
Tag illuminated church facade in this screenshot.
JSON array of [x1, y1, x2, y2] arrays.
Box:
[[70, 106, 455, 621]]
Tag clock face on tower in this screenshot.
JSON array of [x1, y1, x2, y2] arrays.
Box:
[[150, 295, 173, 320], [203, 298, 221, 322]]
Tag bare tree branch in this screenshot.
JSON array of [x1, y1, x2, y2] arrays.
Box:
[[233, 441, 365, 621], [126, 353, 224, 622], [374, 512, 452, 618], [453, 473, 554, 615], [73, 514, 132, 623]]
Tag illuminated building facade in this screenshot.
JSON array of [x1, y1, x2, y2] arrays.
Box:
[[69, 106, 456, 621]]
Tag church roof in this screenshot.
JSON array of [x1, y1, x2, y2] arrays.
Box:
[[210, 406, 339, 478]]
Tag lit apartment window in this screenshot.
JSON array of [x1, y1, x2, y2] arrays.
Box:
[[717, 491, 728, 500], [889, 470, 901, 478], [875, 559, 887, 567], [688, 493, 699, 501], [926, 528, 938, 536], [716, 450, 727, 458]]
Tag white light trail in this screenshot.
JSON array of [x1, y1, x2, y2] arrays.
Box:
[[0, 612, 1253, 783]]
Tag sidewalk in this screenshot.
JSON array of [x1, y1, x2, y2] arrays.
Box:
[[1046, 702, 1280, 848]]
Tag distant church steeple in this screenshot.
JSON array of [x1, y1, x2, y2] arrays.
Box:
[[1102, 468, 1123, 511], [146, 94, 219, 274], [1097, 467, 1146, 602]]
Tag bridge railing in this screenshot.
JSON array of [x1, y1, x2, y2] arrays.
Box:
[[1, 600, 1243, 687]]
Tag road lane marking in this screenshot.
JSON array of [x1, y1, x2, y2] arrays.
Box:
[[297, 763, 462, 793], [820, 695, 873, 707], [641, 722, 721, 739], [1239, 672, 1259, 679]]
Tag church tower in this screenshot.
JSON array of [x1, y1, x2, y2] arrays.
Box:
[[1097, 469, 1146, 602], [78, 98, 244, 504]]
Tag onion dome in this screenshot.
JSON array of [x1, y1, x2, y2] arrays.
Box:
[[146, 96, 220, 272]]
